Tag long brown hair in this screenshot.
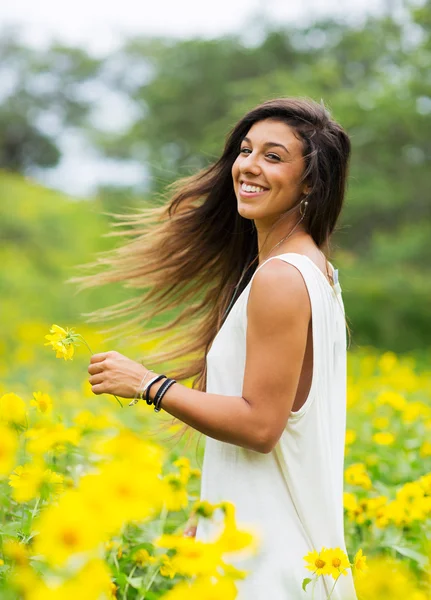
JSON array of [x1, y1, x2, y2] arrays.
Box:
[[77, 98, 351, 389]]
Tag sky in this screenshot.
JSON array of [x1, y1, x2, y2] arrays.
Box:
[[0, 0, 384, 54], [0, 0, 386, 196]]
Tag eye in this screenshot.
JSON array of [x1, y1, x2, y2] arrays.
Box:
[[239, 147, 251, 155], [266, 153, 281, 161]]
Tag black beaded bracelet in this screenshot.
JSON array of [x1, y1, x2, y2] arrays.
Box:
[[145, 374, 166, 405], [153, 378, 176, 412]]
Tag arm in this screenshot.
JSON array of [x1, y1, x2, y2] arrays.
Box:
[[88, 260, 310, 453]]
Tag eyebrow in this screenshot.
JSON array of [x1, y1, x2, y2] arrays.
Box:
[[242, 137, 290, 154]]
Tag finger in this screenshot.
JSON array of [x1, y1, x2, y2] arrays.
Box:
[[90, 353, 108, 364], [88, 363, 104, 375], [89, 374, 104, 385], [183, 525, 197, 538], [91, 382, 107, 395]]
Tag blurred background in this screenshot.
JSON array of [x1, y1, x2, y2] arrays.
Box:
[[1, 0, 430, 377]]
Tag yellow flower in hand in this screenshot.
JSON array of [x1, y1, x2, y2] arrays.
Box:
[[45, 324, 78, 361], [44, 325, 123, 407]]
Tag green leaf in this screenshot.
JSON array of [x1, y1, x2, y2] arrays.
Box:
[[302, 577, 313, 592], [127, 576, 144, 589], [391, 545, 429, 570], [0, 522, 22, 536]]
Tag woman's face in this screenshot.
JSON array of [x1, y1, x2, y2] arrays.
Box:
[[231, 118, 307, 227]]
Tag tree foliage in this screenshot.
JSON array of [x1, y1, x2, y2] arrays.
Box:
[[1, 1, 430, 351]]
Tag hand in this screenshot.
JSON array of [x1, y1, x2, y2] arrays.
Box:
[[183, 514, 198, 538], [88, 351, 148, 399]]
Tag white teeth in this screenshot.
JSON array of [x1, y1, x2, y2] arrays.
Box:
[[241, 183, 266, 193]]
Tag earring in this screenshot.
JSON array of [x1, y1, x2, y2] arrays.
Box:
[[300, 198, 309, 217]]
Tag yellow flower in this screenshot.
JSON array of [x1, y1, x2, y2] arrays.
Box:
[[44, 324, 77, 360], [25, 558, 115, 600], [345, 429, 357, 446], [31, 391, 53, 415], [216, 520, 257, 555], [0, 424, 18, 475], [0, 392, 27, 427], [397, 481, 425, 502], [163, 473, 189, 511], [355, 556, 424, 600], [3, 539, 29, 565], [325, 547, 351, 580], [133, 548, 156, 567], [345, 463, 373, 490], [373, 432, 395, 446], [159, 554, 176, 579], [73, 409, 113, 431], [343, 492, 359, 512], [80, 460, 165, 533], [420, 441, 431, 458], [43, 468, 64, 496], [215, 501, 258, 554], [34, 490, 106, 566], [155, 534, 224, 577], [402, 401, 430, 424], [366, 496, 389, 527], [93, 430, 164, 473], [372, 416, 389, 430], [418, 473, 431, 494], [9, 565, 41, 598], [25, 423, 80, 455], [378, 352, 398, 373], [162, 576, 237, 600], [9, 463, 45, 503], [376, 391, 406, 411], [173, 457, 191, 484], [304, 548, 331, 576], [193, 499, 217, 518], [353, 549, 368, 573]]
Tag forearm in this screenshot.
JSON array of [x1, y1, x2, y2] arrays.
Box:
[[87, 351, 270, 452], [149, 379, 267, 452]]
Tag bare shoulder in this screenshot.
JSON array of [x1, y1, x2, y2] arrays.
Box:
[[248, 258, 311, 327]]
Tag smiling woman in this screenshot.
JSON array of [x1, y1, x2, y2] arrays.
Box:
[[79, 98, 356, 599]]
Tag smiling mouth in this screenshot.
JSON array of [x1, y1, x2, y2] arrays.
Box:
[[240, 182, 268, 193]]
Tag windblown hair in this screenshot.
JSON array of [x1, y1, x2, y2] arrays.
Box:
[[78, 98, 351, 390]]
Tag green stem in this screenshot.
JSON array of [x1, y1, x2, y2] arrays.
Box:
[[327, 568, 349, 600], [112, 395, 123, 408], [141, 567, 160, 597], [311, 576, 317, 600], [123, 564, 137, 600], [140, 504, 169, 596], [77, 334, 123, 408], [77, 335, 94, 355], [31, 496, 40, 519]]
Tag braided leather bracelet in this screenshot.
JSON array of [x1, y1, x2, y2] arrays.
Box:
[[153, 378, 176, 412], [145, 374, 166, 405]]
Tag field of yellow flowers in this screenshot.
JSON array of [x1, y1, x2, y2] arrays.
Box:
[[0, 321, 430, 599]]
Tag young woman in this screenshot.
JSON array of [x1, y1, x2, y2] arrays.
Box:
[[86, 98, 357, 599]]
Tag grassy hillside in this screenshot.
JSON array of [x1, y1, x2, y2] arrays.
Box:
[[1, 171, 430, 353]]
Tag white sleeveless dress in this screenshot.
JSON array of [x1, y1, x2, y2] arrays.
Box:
[[196, 253, 357, 600]]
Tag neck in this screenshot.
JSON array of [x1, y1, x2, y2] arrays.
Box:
[[256, 215, 307, 264]]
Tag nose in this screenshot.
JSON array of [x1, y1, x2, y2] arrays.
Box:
[[240, 151, 261, 176]]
